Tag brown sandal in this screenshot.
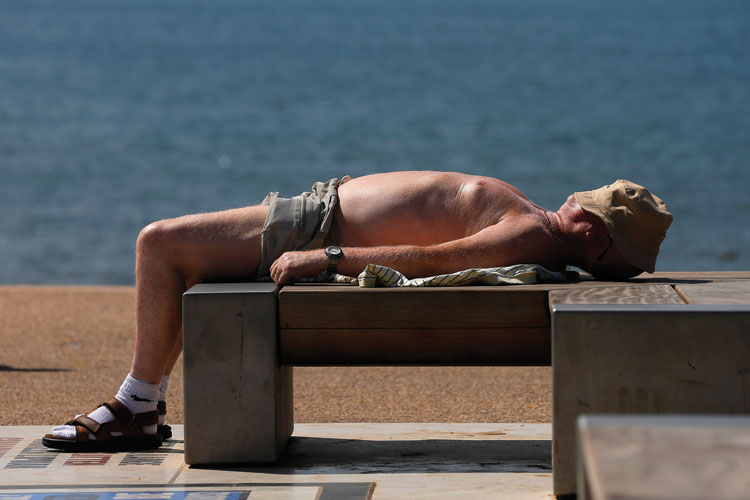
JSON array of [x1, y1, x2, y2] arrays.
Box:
[[42, 397, 162, 452], [157, 400, 172, 440]]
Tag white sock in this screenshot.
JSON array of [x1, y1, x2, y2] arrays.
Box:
[[116, 374, 160, 415], [159, 374, 170, 402], [51, 375, 159, 440], [158, 374, 170, 425]]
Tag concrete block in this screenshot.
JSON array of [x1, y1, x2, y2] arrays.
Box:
[[182, 283, 293, 464], [552, 304, 750, 496], [577, 415, 750, 500]]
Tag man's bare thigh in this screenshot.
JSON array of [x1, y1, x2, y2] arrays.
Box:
[[165, 204, 269, 282]]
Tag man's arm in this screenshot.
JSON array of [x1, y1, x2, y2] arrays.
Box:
[[269, 217, 551, 284]]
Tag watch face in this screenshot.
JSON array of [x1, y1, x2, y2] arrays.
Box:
[[326, 246, 342, 258]]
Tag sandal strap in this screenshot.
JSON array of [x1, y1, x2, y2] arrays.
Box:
[[71, 414, 111, 442], [103, 397, 159, 426], [72, 414, 102, 435], [76, 424, 93, 442], [133, 411, 159, 426], [102, 398, 134, 423]]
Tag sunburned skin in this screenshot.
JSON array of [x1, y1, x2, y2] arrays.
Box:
[[334, 171, 540, 246], [270, 171, 566, 283]]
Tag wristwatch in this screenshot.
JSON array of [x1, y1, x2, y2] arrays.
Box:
[[325, 246, 343, 276]]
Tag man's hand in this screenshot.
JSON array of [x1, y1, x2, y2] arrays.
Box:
[[269, 249, 328, 284]]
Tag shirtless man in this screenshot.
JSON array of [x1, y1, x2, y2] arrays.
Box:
[[43, 170, 672, 452]]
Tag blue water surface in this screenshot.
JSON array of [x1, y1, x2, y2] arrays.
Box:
[[1, 0, 748, 283]]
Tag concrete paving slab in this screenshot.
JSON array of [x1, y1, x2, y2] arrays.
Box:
[[0, 424, 553, 500], [577, 415, 750, 500]]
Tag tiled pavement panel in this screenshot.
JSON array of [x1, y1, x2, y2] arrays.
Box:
[[0, 424, 552, 500]]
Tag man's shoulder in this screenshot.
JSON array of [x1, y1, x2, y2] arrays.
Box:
[[464, 213, 559, 269], [483, 211, 548, 240], [497, 211, 557, 249]]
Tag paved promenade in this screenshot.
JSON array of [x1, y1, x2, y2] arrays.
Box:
[[0, 424, 553, 500], [0, 286, 552, 499]]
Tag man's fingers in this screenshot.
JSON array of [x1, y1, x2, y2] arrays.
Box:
[[269, 254, 293, 284], [268, 250, 324, 284], [269, 262, 285, 284], [274, 270, 290, 285], [269, 260, 281, 284]]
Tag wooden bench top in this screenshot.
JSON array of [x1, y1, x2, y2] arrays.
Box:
[[182, 272, 748, 366], [276, 272, 750, 366]]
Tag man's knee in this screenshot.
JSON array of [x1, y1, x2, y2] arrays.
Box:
[[136, 216, 217, 283], [137, 219, 181, 258]]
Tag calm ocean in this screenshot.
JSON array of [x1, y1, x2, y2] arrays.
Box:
[[1, 0, 748, 284]]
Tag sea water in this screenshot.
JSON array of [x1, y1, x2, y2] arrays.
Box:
[[1, 0, 748, 284]]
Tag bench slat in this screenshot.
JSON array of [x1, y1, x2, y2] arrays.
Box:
[[280, 327, 551, 365], [548, 284, 685, 306], [279, 287, 551, 329], [674, 280, 750, 305]]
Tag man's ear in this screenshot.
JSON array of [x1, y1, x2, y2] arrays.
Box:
[[584, 228, 608, 245], [584, 230, 597, 243]]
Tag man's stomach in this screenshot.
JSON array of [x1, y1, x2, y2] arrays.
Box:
[[333, 171, 506, 247]]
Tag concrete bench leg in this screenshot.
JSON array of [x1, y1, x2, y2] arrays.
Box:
[[182, 283, 293, 464], [552, 304, 750, 496]]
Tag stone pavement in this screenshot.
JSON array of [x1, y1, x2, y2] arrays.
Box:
[[0, 424, 553, 500]]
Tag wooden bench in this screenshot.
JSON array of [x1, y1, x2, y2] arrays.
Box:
[[180, 272, 750, 491]]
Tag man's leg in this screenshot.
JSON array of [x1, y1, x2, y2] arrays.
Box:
[[164, 335, 183, 377], [155, 335, 182, 437], [44, 205, 270, 449], [131, 205, 269, 383]]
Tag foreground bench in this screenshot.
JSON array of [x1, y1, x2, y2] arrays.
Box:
[[181, 273, 750, 495], [577, 415, 750, 500]]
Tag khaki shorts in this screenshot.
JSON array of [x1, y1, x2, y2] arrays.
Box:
[[257, 176, 350, 278]]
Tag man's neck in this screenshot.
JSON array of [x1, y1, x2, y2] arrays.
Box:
[[552, 205, 595, 268], [544, 210, 571, 266]]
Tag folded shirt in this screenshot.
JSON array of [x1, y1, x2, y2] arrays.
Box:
[[334, 263, 578, 287]]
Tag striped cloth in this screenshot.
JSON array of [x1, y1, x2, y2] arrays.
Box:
[[332, 263, 577, 287]]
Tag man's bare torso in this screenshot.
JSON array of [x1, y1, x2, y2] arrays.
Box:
[[334, 170, 548, 249], [267, 170, 564, 282]]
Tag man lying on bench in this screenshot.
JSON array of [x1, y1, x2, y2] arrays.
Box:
[[42, 170, 672, 452]]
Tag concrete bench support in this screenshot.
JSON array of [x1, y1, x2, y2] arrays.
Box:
[[182, 283, 293, 464], [552, 304, 750, 496]]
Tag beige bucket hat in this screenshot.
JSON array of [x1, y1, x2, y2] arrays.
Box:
[[574, 180, 673, 273]]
